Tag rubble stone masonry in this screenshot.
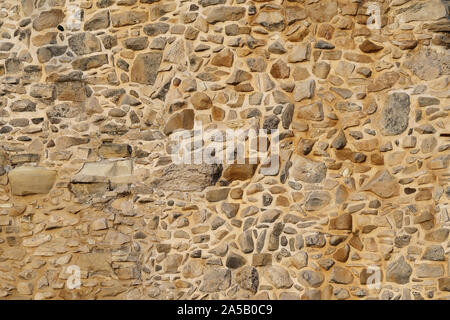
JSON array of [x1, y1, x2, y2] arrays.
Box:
[[0, 0, 449, 300]]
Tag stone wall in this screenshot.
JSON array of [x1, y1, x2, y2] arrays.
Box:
[[0, 0, 449, 300]]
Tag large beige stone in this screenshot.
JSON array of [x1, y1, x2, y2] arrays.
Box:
[[380, 93, 410, 136], [299, 270, 324, 288], [55, 136, 90, 149], [32, 9, 64, 31], [305, 191, 331, 211], [253, 8, 285, 32], [163, 109, 195, 135], [131, 52, 163, 85], [68, 33, 101, 56], [330, 213, 352, 231], [200, 268, 231, 292], [330, 266, 354, 284], [439, 278, 450, 292], [404, 47, 450, 81], [386, 256, 412, 284], [191, 92, 213, 110], [8, 167, 57, 196], [361, 169, 400, 198], [397, 0, 446, 23], [206, 6, 246, 24], [295, 102, 324, 121], [99, 143, 132, 159], [152, 163, 222, 192], [222, 163, 257, 182], [263, 266, 293, 289], [294, 79, 315, 102], [77, 253, 113, 275], [84, 10, 110, 31], [71, 159, 133, 184], [111, 11, 148, 27], [291, 156, 327, 183], [211, 48, 234, 67], [307, 0, 338, 23]]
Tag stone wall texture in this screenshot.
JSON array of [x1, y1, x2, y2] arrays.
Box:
[[0, 0, 449, 300]]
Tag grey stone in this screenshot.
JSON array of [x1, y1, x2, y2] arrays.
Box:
[[263, 115, 280, 130], [418, 97, 440, 107], [292, 156, 327, 183], [318, 258, 335, 270], [305, 232, 326, 248], [386, 256, 412, 284], [396, 0, 446, 23], [416, 264, 444, 278], [294, 79, 315, 102], [305, 191, 331, 211], [290, 251, 308, 269], [200, 0, 226, 7], [281, 103, 294, 129], [268, 41, 287, 54], [164, 39, 186, 64], [206, 188, 230, 202], [111, 11, 148, 27], [221, 202, 240, 218], [404, 47, 450, 81], [260, 209, 282, 223], [331, 266, 354, 284], [30, 84, 54, 99], [331, 130, 347, 149], [331, 87, 353, 99], [211, 216, 225, 230], [415, 124, 436, 134], [254, 9, 285, 32], [238, 231, 254, 253], [153, 163, 222, 192], [236, 266, 259, 293], [84, 10, 110, 31], [123, 37, 149, 50], [131, 52, 162, 85], [380, 92, 410, 136], [226, 252, 246, 269], [200, 268, 231, 292], [315, 40, 335, 49], [72, 54, 108, 71], [0, 42, 13, 51], [68, 33, 101, 56], [143, 23, 170, 36], [395, 235, 411, 248], [264, 266, 293, 289], [11, 99, 36, 112], [422, 245, 445, 261], [299, 270, 324, 288]]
